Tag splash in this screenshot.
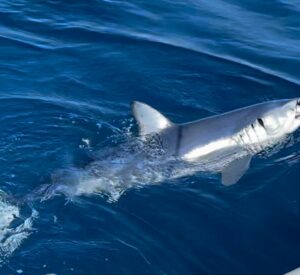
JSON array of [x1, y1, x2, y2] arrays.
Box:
[[37, 132, 226, 202], [0, 192, 38, 265], [36, 135, 200, 202]]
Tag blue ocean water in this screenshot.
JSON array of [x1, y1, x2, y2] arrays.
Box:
[[0, 0, 300, 274]]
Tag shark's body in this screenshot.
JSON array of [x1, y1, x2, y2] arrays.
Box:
[[39, 98, 300, 202], [132, 98, 300, 185]]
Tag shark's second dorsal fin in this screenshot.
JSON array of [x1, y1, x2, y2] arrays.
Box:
[[132, 101, 172, 136]]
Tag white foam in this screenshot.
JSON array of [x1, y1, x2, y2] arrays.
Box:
[[0, 200, 19, 231], [0, 193, 38, 265]]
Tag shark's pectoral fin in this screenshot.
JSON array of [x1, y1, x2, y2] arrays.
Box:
[[132, 101, 173, 136], [221, 155, 252, 186]]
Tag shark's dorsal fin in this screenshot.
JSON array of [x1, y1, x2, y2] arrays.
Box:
[[221, 155, 252, 186], [132, 101, 172, 135]]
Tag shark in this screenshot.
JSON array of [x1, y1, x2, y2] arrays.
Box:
[[36, 98, 300, 202], [132, 98, 300, 186]]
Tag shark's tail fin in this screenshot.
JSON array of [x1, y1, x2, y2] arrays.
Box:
[[131, 101, 173, 136]]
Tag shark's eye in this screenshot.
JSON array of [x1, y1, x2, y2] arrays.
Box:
[[257, 118, 265, 128], [297, 100, 300, 106]]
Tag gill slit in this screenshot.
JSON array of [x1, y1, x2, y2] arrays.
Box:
[[175, 125, 182, 156]]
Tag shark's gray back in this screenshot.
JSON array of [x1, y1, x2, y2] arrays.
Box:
[[162, 99, 291, 157]]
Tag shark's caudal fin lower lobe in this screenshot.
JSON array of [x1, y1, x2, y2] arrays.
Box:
[[131, 101, 173, 136]]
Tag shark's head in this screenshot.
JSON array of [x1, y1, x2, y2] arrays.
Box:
[[258, 98, 300, 138]]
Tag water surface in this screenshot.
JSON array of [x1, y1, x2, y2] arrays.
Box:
[[0, 0, 300, 274]]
